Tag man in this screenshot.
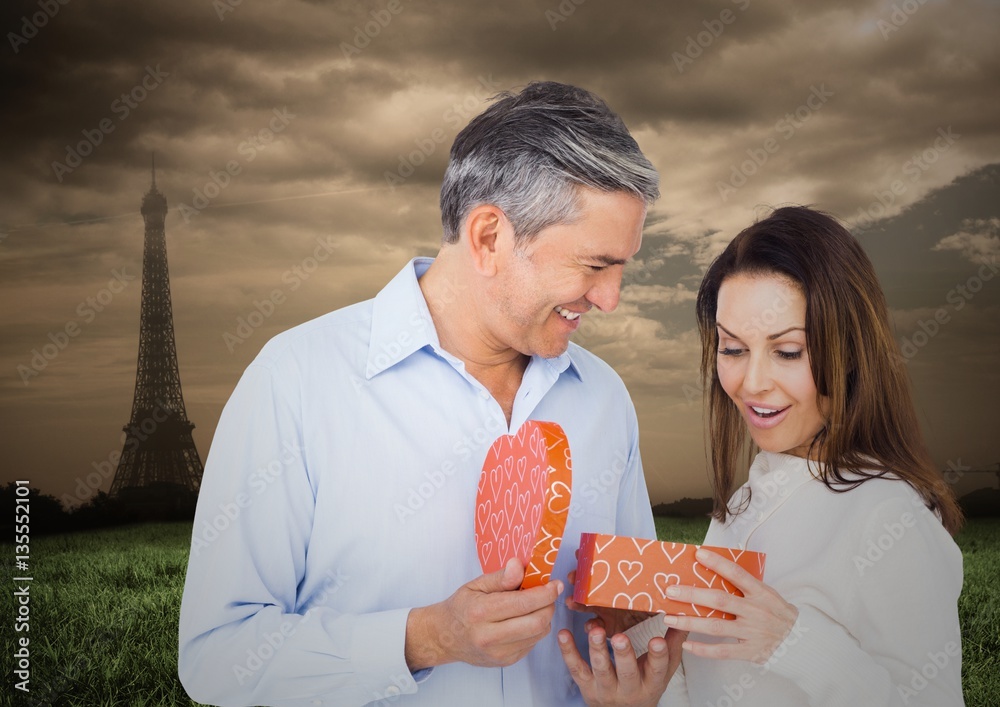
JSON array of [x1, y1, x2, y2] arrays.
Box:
[[179, 81, 678, 706]]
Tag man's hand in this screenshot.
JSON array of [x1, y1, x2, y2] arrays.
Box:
[[405, 558, 563, 671], [565, 569, 653, 636], [558, 625, 686, 707]]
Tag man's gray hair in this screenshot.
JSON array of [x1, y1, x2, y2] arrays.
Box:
[[439, 81, 659, 244]]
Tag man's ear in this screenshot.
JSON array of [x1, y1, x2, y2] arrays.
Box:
[[464, 204, 507, 276]]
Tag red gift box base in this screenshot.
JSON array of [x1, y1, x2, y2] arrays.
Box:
[[573, 533, 766, 619]]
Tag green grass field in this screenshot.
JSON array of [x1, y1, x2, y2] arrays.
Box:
[[3, 519, 997, 705]]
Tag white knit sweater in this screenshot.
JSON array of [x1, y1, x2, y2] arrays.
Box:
[[626, 451, 965, 706]]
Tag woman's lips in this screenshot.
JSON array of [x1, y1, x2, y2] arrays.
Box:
[[744, 402, 790, 429]]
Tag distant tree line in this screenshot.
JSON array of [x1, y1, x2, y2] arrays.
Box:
[[2, 483, 193, 538]]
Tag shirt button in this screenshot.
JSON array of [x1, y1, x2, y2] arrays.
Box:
[[385, 686, 401, 696], [479, 389, 490, 400], [311, 701, 322, 706], [756, 511, 764, 521]]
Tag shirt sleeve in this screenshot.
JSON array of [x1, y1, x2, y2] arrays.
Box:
[[178, 362, 419, 707], [764, 495, 965, 707]]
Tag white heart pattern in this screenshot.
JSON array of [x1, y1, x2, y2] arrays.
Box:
[[618, 560, 643, 586]]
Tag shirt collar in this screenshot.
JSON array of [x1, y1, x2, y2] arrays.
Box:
[[722, 452, 821, 538], [748, 451, 823, 489], [367, 257, 583, 381], [366, 257, 438, 380]]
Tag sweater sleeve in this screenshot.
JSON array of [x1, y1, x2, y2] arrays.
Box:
[[657, 663, 691, 707], [765, 495, 964, 706]]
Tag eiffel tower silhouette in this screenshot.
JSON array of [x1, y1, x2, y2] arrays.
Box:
[[109, 157, 203, 515]]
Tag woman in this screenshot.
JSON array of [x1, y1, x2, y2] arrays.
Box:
[[562, 206, 965, 706]]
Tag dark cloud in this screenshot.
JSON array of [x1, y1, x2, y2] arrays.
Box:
[[2, 0, 999, 504]]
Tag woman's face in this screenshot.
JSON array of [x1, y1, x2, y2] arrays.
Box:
[[715, 273, 828, 458]]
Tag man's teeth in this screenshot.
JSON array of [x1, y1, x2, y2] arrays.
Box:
[[555, 307, 581, 321]]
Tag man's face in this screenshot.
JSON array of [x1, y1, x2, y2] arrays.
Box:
[[488, 187, 647, 359]]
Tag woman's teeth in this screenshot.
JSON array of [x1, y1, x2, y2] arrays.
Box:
[[751, 405, 783, 418], [555, 306, 581, 321]]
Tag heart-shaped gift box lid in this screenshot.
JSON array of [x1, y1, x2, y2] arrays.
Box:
[[475, 420, 572, 589]]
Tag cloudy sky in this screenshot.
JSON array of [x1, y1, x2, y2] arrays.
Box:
[[2, 0, 998, 508]]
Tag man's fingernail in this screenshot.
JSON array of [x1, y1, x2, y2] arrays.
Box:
[[590, 633, 604, 645], [558, 632, 569, 645], [666, 586, 680, 597], [650, 641, 665, 653], [612, 637, 628, 651]]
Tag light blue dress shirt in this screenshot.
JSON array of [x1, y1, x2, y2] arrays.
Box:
[[178, 258, 656, 706]]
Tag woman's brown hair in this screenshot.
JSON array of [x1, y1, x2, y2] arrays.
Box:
[[695, 206, 963, 534]]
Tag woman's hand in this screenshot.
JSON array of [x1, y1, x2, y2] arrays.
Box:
[[662, 548, 798, 664]]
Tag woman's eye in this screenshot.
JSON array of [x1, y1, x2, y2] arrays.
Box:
[[718, 347, 744, 357], [776, 350, 803, 360]]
